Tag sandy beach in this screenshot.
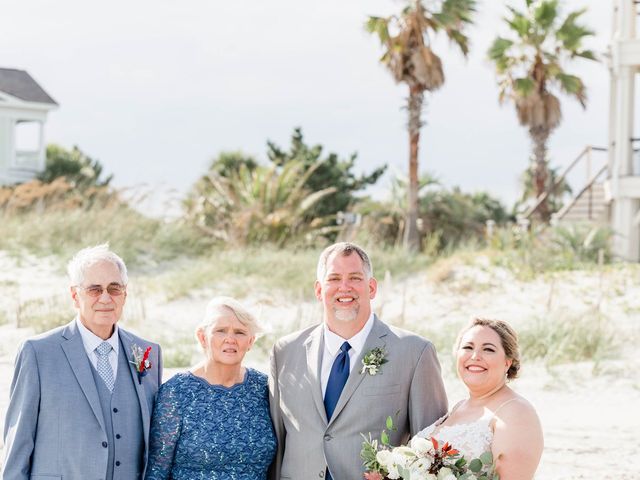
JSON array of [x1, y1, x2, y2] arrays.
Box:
[[1, 251, 638, 479]]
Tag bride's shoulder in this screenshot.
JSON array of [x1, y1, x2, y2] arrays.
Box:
[[492, 392, 540, 427]]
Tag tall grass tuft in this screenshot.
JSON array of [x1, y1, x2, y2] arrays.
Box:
[[146, 245, 434, 302], [518, 309, 617, 366], [486, 224, 612, 279], [16, 296, 72, 333], [0, 205, 211, 267]]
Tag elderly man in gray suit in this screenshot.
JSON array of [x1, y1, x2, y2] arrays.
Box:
[[2, 244, 162, 480], [269, 242, 448, 480]]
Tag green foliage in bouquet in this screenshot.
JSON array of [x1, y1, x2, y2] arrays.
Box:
[[361, 416, 498, 480]]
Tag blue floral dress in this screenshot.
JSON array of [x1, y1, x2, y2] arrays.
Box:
[[145, 368, 277, 480]]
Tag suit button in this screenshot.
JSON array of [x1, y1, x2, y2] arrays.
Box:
[[323, 434, 332, 441], [116, 434, 121, 439], [102, 441, 108, 448], [115, 461, 121, 466], [319, 471, 325, 478], [113, 408, 118, 413]]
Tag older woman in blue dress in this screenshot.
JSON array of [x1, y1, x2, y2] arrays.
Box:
[[145, 297, 276, 480]]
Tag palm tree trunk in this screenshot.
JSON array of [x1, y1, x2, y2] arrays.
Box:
[[529, 125, 551, 222], [404, 84, 424, 251]]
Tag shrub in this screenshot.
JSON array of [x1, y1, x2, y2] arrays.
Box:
[[39, 144, 112, 187], [184, 160, 337, 246]]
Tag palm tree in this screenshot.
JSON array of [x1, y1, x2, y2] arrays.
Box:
[[366, 0, 476, 251], [488, 0, 596, 222], [517, 160, 572, 214]]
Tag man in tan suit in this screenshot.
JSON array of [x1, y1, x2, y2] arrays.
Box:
[[269, 242, 447, 480]]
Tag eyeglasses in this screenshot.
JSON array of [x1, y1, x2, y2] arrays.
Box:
[[76, 284, 126, 297]]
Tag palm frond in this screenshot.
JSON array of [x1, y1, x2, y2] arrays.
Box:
[[365, 16, 391, 44], [533, 0, 559, 32], [446, 29, 471, 56], [554, 72, 587, 107], [556, 8, 595, 51], [574, 49, 597, 61], [433, 0, 477, 28], [506, 6, 531, 39], [514, 77, 536, 97], [488, 37, 513, 62]]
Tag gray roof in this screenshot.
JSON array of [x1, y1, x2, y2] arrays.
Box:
[[0, 68, 57, 105]]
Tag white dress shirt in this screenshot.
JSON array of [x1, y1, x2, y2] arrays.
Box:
[[75, 317, 120, 378], [321, 313, 375, 398]]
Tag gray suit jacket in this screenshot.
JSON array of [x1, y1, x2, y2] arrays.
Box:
[[2, 320, 162, 480], [268, 316, 448, 480]]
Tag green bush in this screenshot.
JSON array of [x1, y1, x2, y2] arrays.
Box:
[[184, 160, 338, 247], [267, 128, 386, 221], [355, 185, 510, 252], [40, 144, 113, 188]]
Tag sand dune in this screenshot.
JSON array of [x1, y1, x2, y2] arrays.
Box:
[[1, 252, 638, 479]]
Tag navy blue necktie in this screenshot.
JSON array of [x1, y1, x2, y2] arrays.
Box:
[[324, 341, 351, 421]]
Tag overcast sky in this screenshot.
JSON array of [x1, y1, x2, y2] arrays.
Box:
[[0, 0, 618, 209]]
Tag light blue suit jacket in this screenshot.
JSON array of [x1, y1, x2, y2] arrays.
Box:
[[1, 320, 162, 480]]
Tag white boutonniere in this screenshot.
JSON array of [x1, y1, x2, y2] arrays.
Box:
[[360, 347, 388, 375]]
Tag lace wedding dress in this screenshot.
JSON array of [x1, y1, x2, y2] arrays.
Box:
[[415, 398, 517, 461], [416, 413, 492, 460]]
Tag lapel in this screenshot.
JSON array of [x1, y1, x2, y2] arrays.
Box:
[[304, 325, 328, 424], [327, 315, 389, 427], [119, 329, 152, 450], [60, 320, 107, 434]]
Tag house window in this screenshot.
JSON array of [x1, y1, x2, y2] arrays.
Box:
[[14, 120, 42, 168]]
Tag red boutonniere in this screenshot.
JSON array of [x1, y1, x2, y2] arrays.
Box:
[[129, 344, 152, 384]]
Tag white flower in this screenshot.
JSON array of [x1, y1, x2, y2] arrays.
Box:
[[406, 456, 433, 480], [376, 449, 391, 465], [376, 450, 398, 479], [436, 467, 456, 480], [413, 457, 432, 472], [360, 347, 388, 375], [391, 446, 415, 467], [409, 436, 434, 456], [407, 470, 428, 480]]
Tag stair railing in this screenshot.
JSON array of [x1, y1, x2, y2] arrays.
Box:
[[551, 164, 608, 223], [522, 145, 608, 220]]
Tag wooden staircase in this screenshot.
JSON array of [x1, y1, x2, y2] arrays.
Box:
[[554, 181, 609, 224], [520, 146, 609, 226]]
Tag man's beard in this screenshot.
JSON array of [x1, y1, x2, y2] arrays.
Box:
[[333, 305, 359, 322]]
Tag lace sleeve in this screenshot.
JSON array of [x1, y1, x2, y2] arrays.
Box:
[[145, 377, 183, 480]]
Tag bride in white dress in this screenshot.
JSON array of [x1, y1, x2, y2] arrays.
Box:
[[416, 318, 543, 479]]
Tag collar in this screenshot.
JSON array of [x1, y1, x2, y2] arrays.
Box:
[[75, 316, 120, 356], [323, 312, 375, 357]]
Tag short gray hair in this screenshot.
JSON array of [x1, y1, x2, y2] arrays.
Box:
[[196, 296, 261, 337], [316, 242, 373, 281], [67, 244, 128, 286]]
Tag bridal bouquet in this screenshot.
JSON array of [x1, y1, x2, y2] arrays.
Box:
[[361, 417, 498, 480]]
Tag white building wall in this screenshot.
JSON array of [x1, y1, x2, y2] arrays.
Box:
[[0, 115, 13, 181]]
